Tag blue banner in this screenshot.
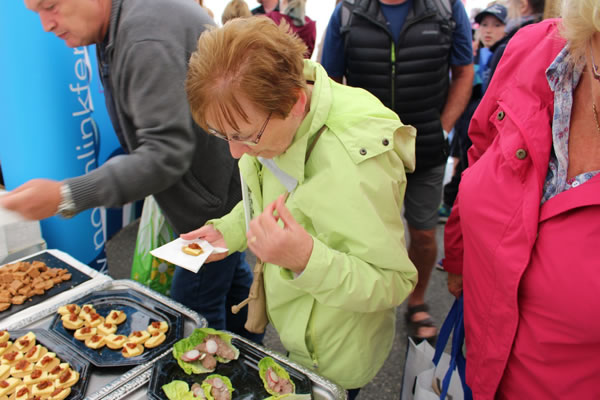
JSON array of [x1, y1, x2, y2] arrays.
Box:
[[0, 3, 125, 271]]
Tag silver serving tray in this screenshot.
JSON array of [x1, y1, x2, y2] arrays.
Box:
[[3, 279, 205, 400]]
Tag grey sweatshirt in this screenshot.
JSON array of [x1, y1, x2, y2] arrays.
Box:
[[66, 0, 241, 234]]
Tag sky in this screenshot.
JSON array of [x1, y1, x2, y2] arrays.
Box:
[[203, 0, 493, 60]]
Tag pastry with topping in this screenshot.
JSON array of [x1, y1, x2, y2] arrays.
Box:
[[144, 332, 166, 349], [121, 342, 144, 358], [84, 335, 105, 350], [147, 321, 169, 335], [73, 326, 96, 341], [105, 334, 128, 350]]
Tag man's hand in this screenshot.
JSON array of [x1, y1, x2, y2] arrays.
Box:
[[0, 179, 62, 220], [247, 193, 313, 274], [447, 272, 463, 298], [180, 225, 228, 263]]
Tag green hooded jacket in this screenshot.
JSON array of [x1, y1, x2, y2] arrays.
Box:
[[210, 60, 417, 389]]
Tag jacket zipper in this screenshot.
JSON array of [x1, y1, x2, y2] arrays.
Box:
[[391, 41, 396, 110]]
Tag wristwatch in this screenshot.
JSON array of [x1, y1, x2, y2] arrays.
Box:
[[56, 184, 77, 218]]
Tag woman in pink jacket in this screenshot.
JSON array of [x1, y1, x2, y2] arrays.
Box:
[[443, 0, 600, 398]]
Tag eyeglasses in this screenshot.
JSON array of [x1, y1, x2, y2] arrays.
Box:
[[206, 112, 272, 146]]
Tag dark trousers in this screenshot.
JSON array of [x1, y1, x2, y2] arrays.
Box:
[[170, 251, 264, 344]]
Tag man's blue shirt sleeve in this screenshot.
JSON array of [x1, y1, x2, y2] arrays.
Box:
[[321, 3, 345, 78], [450, 0, 474, 66]]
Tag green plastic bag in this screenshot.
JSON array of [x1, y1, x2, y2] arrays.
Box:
[[131, 196, 176, 295]]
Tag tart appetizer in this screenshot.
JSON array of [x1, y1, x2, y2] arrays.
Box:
[[147, 321, 169, 335], [74, 326, 96, 341], [128, 330, 150, 345], [144, 332, 166, 349], [35, 353, 60, 372], [0, 365, 9, 381], [0, 342, 12, 357], [173, 328, 239, 374], [54, 366, 79, 389], [49, 386, 71, 400], [13, 332, 35, 353], [57, 304, 80, 316], [1, 351, 23, 366], [83, 312, 104, 328], [0, 377, 20, 397], [24, 344, 47, 363], [23, 368, 49, 385], [97, 322, 117, 336], [10, 359, 33, 378], [31, 379, 55, 397], [84, 335, 105, 350], [61, 313, 84, 330], [105, 334, 128, 350], [182, 242, 204, 256], [105, 310, 127, 325], [121, 342, 144, 358]]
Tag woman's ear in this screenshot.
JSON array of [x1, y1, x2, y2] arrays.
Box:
[[290, 88, 308, 118]]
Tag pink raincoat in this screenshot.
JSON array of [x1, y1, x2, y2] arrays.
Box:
[[444, 19, 600, 399]]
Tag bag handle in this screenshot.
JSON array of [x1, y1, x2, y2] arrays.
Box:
[[432, 297, 473, 400]]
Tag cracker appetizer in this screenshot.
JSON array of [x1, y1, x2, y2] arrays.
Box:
[[54, 367, 79, 389], [79, 304, 96, 319], [83, 312, 104, 328], [0, 366, 8, 381], [144, 332, 166, 349], [0, 351, 22, 366], [105, 310, 127, 325], [0, 377, 20, 397], [105, 334, 127, 350], [49, 386, 71, 400], [182, 242, 204, 256], [13, 332, 35, 353], [10, 359, 33, 378], [121, 342, 144, 358], [0, 343, 12, 357], [147, 321, 169, 335], [23, 369, 49, 385], [128, 330, 150, 345], [73, 326, 96, 341], [12, 385, 32, 400], [24, 344, 47, 363], [31, 379, 55, 397], [97, 322, 117, 336], [84, 335, 105, 350], [35, 353, 60, 372], [0, 332, 8, 345], [57, 304, 80, 316], [61, 313, 84, 330]]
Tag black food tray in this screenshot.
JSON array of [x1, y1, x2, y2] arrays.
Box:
[[48, 289, 184, 367], [147, 338, 312, 400], [8, 329, 91, 400], [0, 252, 92, 320]]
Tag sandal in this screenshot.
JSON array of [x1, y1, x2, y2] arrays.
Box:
[[405, 303, 438, 345]]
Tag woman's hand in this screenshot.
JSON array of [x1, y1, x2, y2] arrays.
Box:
[[180, 225, 228, 263], [247, 193, 313, 274], [447, 272, 463, 298]]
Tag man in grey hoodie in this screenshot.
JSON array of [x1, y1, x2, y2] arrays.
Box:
[[6, 0, 260, 342]]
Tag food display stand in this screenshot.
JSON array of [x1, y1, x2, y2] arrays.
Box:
[[1, 251, 346, 400]]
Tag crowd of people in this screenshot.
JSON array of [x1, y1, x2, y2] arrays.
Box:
[[2, 0, 599, 398]]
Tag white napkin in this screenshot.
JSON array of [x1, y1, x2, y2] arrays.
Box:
[[0, 191, 28, 225], [150, 238, 216, 273]]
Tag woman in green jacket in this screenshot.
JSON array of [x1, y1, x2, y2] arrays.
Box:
[[182, 17, 418, 396]]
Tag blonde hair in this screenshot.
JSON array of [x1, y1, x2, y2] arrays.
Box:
[[186, 18, 307, 133], [221, 0, 252, 25], [560, 0, 600, 59]]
